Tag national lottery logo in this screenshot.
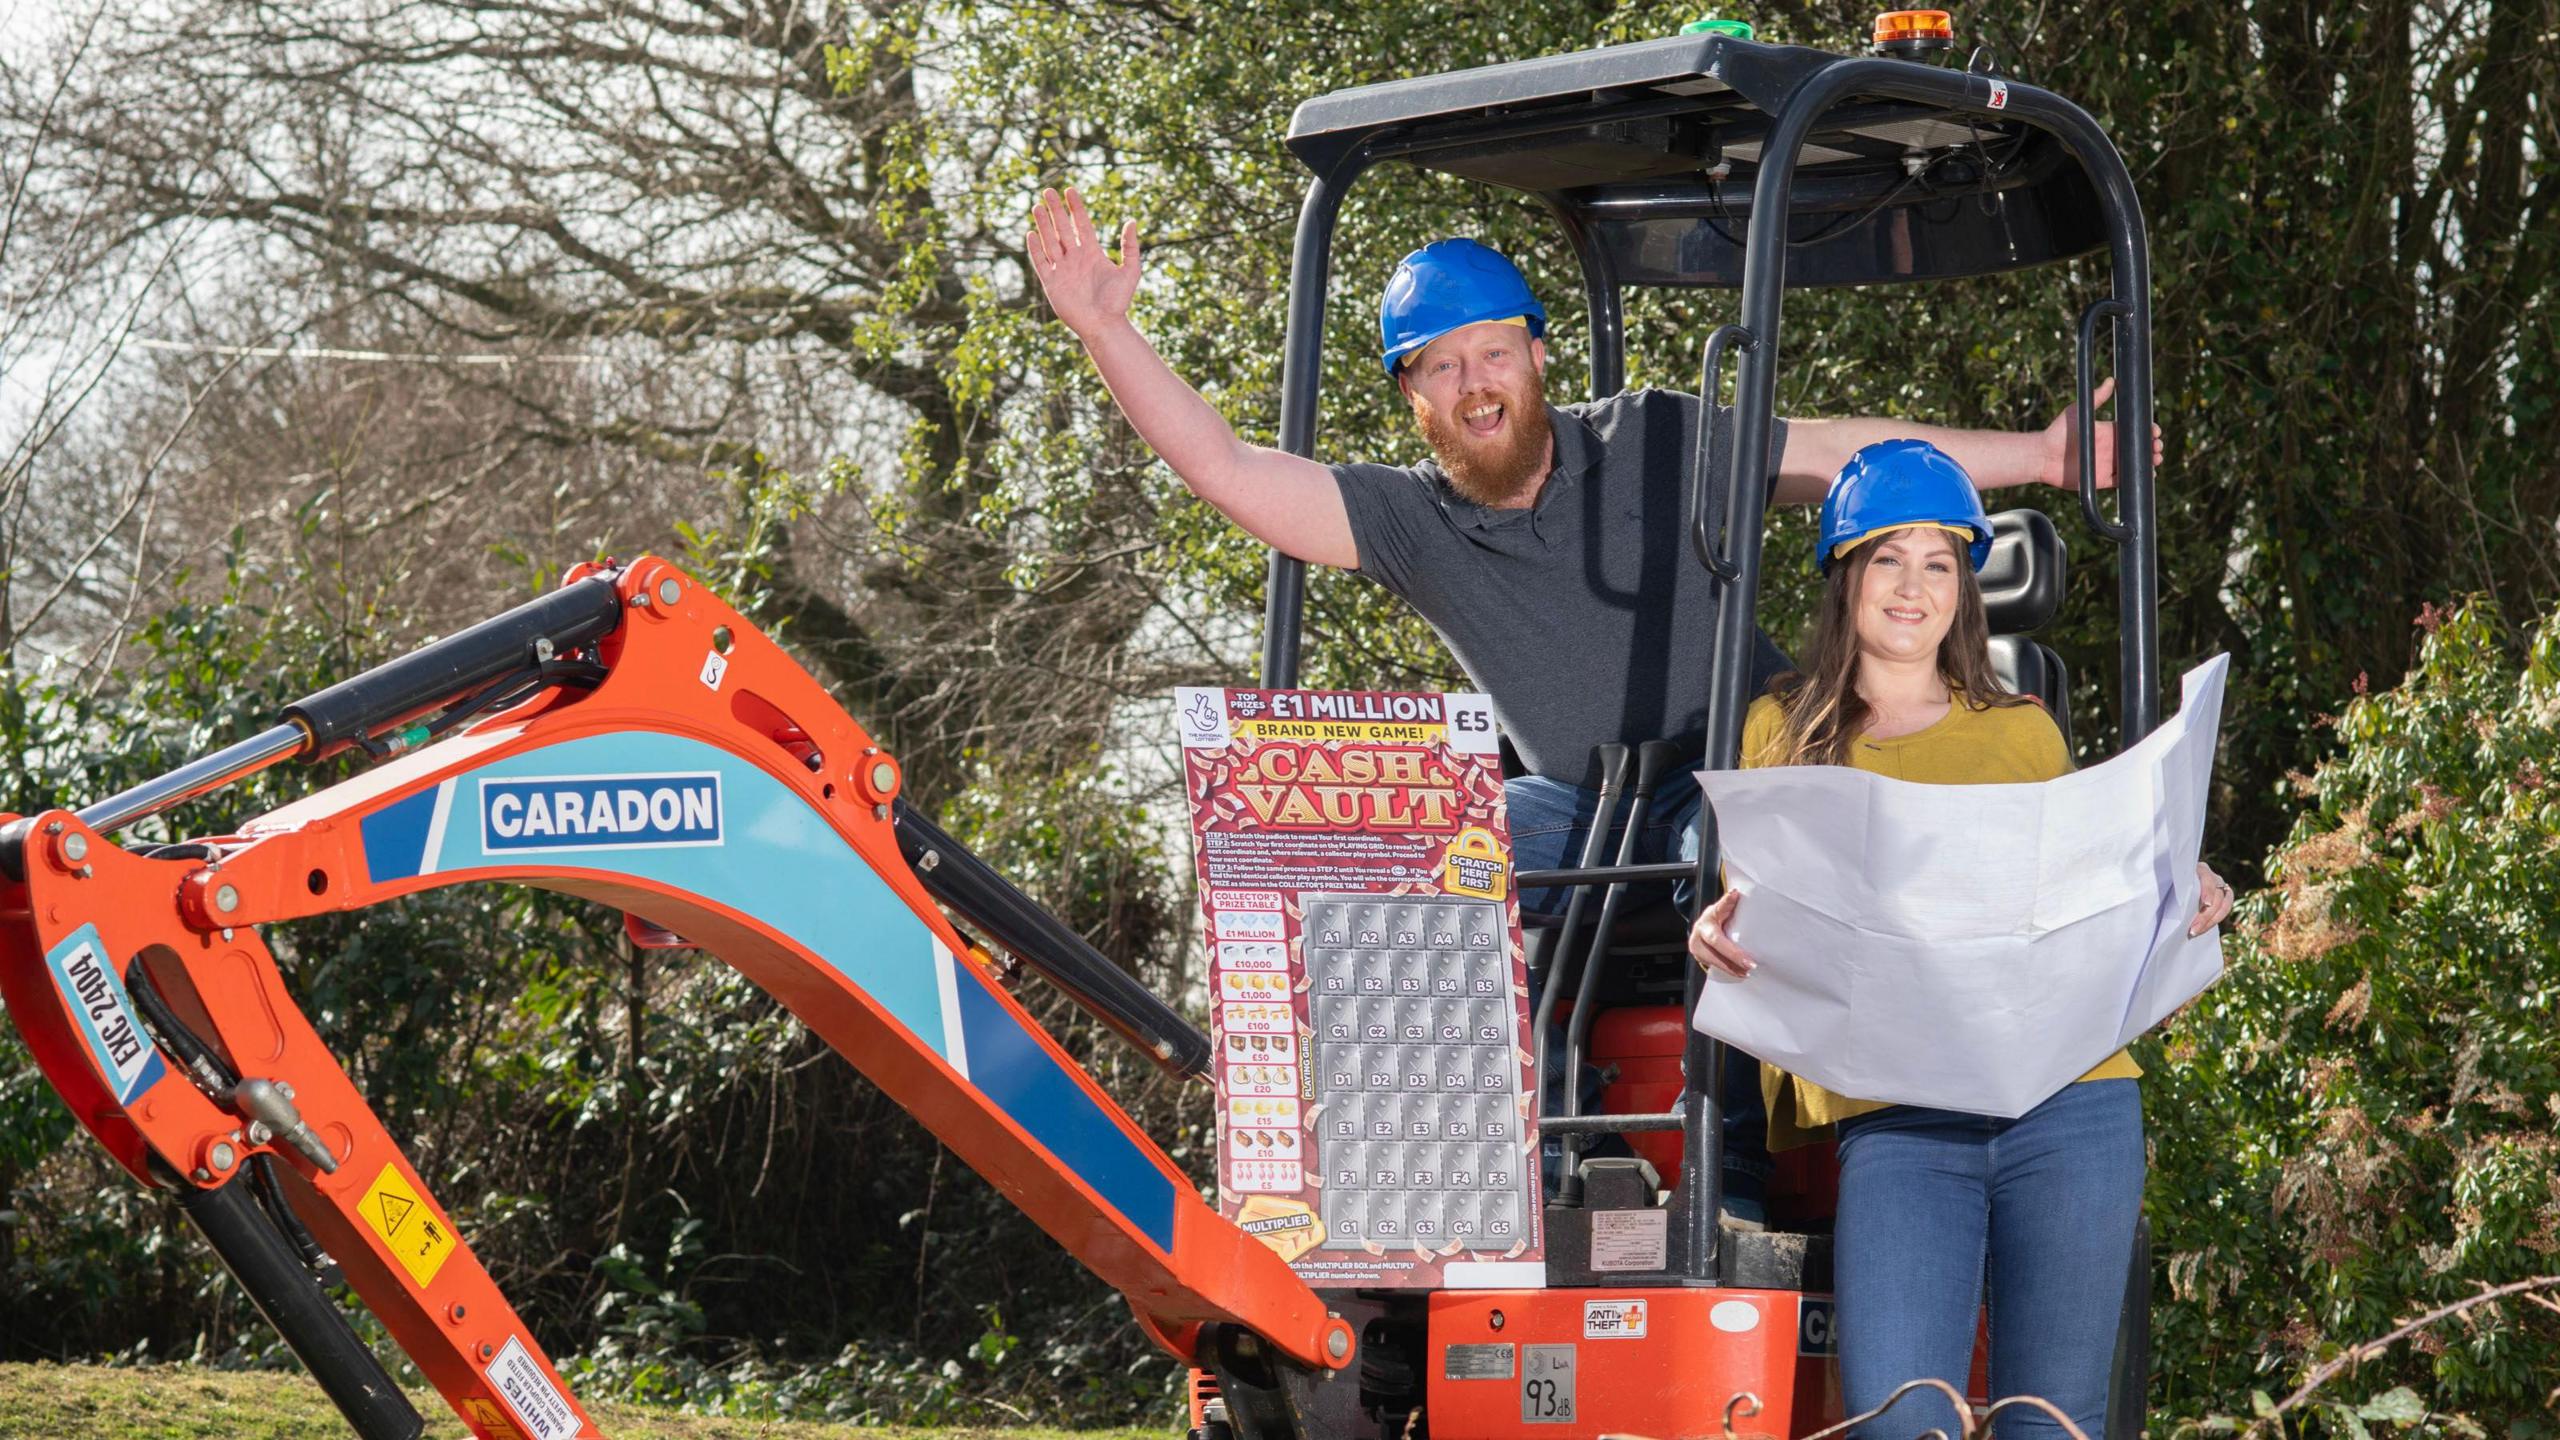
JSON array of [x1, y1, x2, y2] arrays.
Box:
[[1175, 687, 1233, 749], [479, 772, 724, 853]]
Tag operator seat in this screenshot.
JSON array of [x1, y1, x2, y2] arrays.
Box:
[[1980, 507, 2073, 751]]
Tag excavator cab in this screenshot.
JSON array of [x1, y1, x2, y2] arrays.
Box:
[[1239, 14, 2165, 1439]]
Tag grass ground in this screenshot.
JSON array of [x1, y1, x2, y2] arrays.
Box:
[[0, 1364, 1163, 1440]]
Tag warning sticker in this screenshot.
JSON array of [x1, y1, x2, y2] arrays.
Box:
[[463, 1397, 524, 1438], [483, 1336, 581, 1440], [358, 1162, 455, 1287], [1589, 1207, 1668, 1272]]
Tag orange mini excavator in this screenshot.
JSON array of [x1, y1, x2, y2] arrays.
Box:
[[2, 555, 1364, 1439], [6, 15, 2166, 1440]]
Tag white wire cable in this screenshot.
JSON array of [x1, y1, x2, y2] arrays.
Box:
[[130, 338, 837, 366]]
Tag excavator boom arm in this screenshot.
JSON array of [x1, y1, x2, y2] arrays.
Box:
[[0, 558, 1344, 1440]]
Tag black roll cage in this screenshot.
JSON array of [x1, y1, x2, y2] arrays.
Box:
[[1254, 32, 2161, 1286]]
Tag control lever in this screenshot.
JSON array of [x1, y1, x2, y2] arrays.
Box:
[[1531, 744, 1631, 1112], [1557, 740, 1677, 1207]]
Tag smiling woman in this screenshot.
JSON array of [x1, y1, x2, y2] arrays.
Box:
[[1755, 440, 2026, 768], [1701, 440, 2128, 1437], [1686, 439, 2239, 1438]]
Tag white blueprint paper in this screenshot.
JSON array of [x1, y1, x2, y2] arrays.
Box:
[[1689, 653, 2229, 1119]]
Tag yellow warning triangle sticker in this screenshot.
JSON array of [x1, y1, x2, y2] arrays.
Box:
[[358, 1162, 455, 1288]]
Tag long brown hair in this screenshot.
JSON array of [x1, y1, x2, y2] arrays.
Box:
[[1765, 527, 2033, 767]]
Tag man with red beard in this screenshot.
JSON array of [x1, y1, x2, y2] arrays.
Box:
[[1031, 187, 2151, 1220], [1028, 187, 2142, 872]]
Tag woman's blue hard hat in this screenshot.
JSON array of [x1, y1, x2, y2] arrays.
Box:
[[1817, 439, 1995, 574], [1378, 238, 1547, 378]]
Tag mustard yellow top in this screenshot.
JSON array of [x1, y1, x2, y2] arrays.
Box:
[[1740, 692, 2143, 1151]]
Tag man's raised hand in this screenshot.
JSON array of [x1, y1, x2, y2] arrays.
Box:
[[1019, 183, 1356, 570], [1028, 186, 1141, 340], [2038, 377, 2166, 493]]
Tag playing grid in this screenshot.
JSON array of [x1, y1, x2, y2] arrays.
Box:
[[1299, 894, 1529, 1252]]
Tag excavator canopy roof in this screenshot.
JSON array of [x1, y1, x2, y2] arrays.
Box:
[[1285, 32, 2107, 288]]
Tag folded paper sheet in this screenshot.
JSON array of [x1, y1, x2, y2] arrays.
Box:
[[1689, 653, 2230, 1118]]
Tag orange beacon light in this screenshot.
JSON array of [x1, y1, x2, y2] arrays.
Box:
[[1873, 8, 1956, 56]]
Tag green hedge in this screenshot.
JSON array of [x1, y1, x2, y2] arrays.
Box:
[[2148, 601, 2560, 1432]]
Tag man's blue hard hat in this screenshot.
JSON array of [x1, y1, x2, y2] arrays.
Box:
[[1378, 238, 1547, 378], [1817, 439, 1995, 574]]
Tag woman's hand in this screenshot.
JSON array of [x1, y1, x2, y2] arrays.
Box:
[[1027, 186, 1141, 341], [2190, 862, 2236, 937], [1689, 890, 1757, 978]]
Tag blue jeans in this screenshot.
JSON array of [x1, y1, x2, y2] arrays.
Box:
[[1505, 774, 1769, 1221], [1834, 1079, 2146, 1440], [1506, 772, 1708, 918]]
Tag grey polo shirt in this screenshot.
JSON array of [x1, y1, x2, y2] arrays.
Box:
[[1331, 387, 1792, 787]]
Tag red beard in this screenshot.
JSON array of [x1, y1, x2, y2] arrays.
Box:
[[1413, 377, 1554, 508]]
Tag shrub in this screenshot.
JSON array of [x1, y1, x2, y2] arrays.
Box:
[[2149, 601, 2560, 1431]]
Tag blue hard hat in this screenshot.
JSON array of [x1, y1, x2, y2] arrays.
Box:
[[1378, 239, 1547, 378], [1817, 439, 1994, 574]]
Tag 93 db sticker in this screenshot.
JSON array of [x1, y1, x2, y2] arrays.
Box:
[[1520, 1344, 1576, 1424], [43, 927, 166, 1107]]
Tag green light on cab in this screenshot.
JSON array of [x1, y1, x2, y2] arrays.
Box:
[[1682, 17, 1756, 38]]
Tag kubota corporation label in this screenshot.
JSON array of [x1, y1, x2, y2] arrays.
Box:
[[479, 772, 722, 853]]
